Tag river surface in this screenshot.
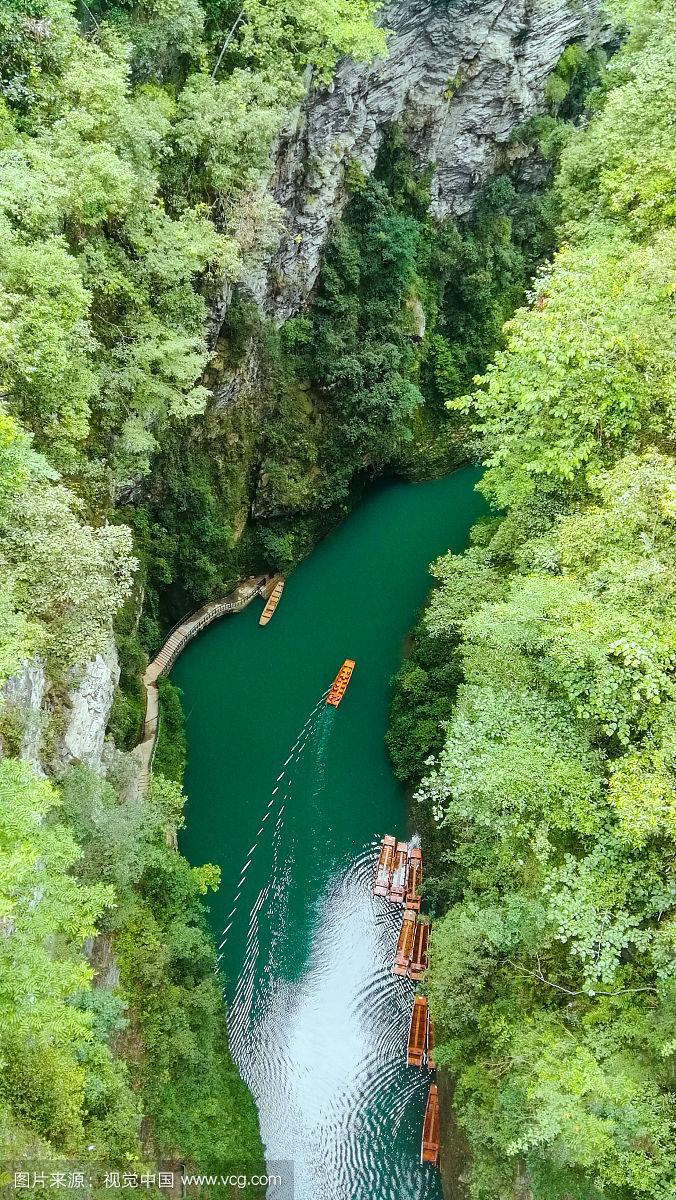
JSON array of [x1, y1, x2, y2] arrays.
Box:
[[175, 467, 486, 1200]]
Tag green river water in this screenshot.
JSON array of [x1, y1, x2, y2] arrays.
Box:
[[174, 466, 487, 1200]]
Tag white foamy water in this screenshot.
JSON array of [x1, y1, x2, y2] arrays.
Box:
[[228, 842, 437, 1200]]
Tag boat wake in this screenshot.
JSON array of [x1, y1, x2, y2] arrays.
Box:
[[227, 837, 437, 1200], [216, 698, 326, 958], [218, 693, 438, 1200]]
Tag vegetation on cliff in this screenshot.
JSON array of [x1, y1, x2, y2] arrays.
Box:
[[0, 0, 384, 1186], [392, 5, 676, 1196], [128, 116, 566, 647], [2, 0, 671, 1192]]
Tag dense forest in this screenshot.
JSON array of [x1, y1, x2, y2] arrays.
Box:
[[390, 2, 676, 1196], [0, 0, 386, 1191], [0, 0, 674, 1195]]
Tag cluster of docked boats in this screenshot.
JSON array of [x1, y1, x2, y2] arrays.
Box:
[[408, 996, 439, 1164], [373, 836, 439, 1166], [373, 836, 428, 977], [374, 835, 422, 908]]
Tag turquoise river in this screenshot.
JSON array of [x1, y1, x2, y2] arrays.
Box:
[[174, 466, 487, 1200]]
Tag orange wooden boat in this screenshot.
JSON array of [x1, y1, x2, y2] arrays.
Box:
[[421, 1083, 440, 1165], [392, 909, 416, 976], [406, 845, 422, 911], [389, 840, 409, 903], [374, 835, 396, 897], [426, 1011, 437, 1069], [259, 578, 284, 625], [407, 995, 428, 1068], [409, 920, 429, 981], [326, 659, 356, 707]]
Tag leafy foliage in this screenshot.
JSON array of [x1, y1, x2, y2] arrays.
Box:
[[456, 233, 676, 508], [0, 0, 389, 1179], [386, 620, 462, 784], [153, 678, 187, 782], [557, 5, 676, 234], [0, 405, 135, 675], [0, 0, 384, 485], [394, 11, 676, 1196], [0, 759, 140, 1156], [114, 785, 261, 1182], [417, 456, 676, 1197]]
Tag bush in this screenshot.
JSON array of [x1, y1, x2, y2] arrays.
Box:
[[387, 621, 462, 783], [152, 677, 187, 784]]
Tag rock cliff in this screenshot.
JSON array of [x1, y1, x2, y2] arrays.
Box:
[[262, 0, 600, 319], [1, 641, 119, 777], [58, 640, 120, 772], [0, 656, 47, 774]]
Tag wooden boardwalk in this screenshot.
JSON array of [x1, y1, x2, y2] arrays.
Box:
[[135, 574, 278, 793]]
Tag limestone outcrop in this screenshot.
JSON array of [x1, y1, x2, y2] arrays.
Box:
[[0, 656, 47, 774], [59, 640, 120, 772], [261, 0, 600, 319]]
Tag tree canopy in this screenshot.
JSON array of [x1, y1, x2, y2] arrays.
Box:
[[404, 6, 676, 1195], [0, 0, 386, 1183]]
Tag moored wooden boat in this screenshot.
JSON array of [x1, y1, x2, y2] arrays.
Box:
[[406, 845, 422, 911], [389, 840, 409, 902], [326, 659, 356, 706], [259, 578, 285, 625], [374, 835, 396, 897], [421, 1083, 440, 1165], [407, 995, 428, 1067], [392, 909, 416, 976], [426, 1011, 436, 1069], [409, 919, 429, 981]]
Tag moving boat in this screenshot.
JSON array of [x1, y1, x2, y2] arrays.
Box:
[[392, 909, 416, 976], [259, 578, 284, 625], [389, 841, 409, 902], [410, 919, 429, 981], [374, 835, 396, 897], [421, 1084, 440, 1165], [407, 995, 428, 1068], [406, 845, 422, 911], [326, 659, 356, 707]]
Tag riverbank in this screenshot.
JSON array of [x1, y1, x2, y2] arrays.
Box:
[[389, 597, 475, 1200]]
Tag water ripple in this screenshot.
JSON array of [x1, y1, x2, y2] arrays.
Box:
[[227, 835, 438, 1200]]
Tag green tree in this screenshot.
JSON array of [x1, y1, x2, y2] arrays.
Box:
[[455, 233, 676, 509], [0, 759, 113, 1148]]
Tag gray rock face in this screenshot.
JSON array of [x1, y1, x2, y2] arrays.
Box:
[[1, 640, 121, 777], [59, 640, 119, 772], [83, 932, 121, 990], [264, 0, 600, 318], [0, 656, 47, 774]]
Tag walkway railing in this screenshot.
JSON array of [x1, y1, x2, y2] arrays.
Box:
[[135, 575, 277, 793], [157, 585, 261, 652]]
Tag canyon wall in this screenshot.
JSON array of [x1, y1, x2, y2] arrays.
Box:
[[256, 0, 601, 320]]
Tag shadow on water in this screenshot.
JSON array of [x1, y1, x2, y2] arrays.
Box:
[[174, 467, 487, 1200]]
